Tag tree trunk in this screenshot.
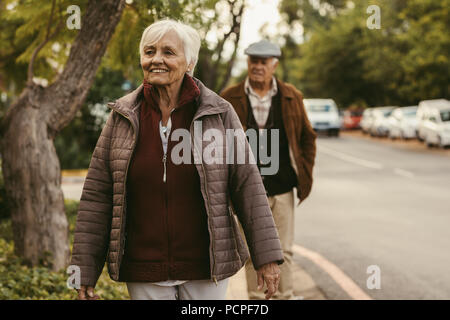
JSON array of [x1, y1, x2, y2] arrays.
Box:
[[0, 0, 125, 271], [1, 90, 69, 269]]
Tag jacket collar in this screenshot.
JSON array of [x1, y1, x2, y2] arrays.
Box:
[[192, 78, 229, 119], [107, 77, 229, 129], [230, 77, 295, 100], [142, 74, 201, 112], [107, 84, 143, 118]]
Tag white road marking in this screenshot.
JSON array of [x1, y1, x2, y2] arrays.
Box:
[[293, 244, 373, 300], [393, 168, 415, 179], [319, 145, 384, 170]]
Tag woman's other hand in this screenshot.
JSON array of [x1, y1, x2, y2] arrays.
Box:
[[77, 285, 100, 300], [256, 262, 281, 300]]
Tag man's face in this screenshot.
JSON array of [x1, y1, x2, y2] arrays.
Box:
[[247, 56, 278, 84]]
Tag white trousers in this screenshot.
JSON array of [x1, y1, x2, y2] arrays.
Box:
[[126, 278, 229, 300]]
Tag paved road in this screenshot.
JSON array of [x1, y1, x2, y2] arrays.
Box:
[[295, 133, 450, 299]]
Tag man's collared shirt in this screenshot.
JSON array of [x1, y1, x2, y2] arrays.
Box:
[[244, 76, 278, 129]]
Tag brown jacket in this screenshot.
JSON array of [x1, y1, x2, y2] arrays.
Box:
[[70, 78, 284, 287], [221, 79, 317, 203]]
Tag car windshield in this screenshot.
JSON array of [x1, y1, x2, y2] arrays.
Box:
[[403, 110, 417, 117], [382, 110, 393, 117], [440, 110, 450, 122], [307, 104, 334, 112]]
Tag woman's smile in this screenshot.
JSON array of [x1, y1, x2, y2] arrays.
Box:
[[150, 68, 169, 73]]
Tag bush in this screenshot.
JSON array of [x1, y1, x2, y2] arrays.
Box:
[[0, 200, 130, 300]]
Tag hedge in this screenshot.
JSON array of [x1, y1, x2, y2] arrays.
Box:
[[0, 199, 129, 300]]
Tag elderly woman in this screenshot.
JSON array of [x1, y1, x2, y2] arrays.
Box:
[[71, 19, 283, 300]]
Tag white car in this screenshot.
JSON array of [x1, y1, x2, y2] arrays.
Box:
[[303, 99, 341, 136], [417, 99, 450, 141], [387, 106, 418, 139], [369, 106, 396, 137], [421, 103, 450, 148], [360, 109, 374, 134]]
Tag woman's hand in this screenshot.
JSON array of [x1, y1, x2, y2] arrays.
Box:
[[77, 285, 100, 300], [256, 262, 281, 300]]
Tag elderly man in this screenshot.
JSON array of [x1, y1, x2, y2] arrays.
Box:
[[221, 39, 317, 300]]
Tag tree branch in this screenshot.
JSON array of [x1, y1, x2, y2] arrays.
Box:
[[45, 0, 125, 133], [125, 2, 142, 17], [212, 0, 242, 70], [27, 0, 59, 86], [215, 0, 245, 91], [217, 24, 241, 92]]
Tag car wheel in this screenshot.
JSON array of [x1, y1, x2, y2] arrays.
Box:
[[426, 136, 433, 148], [401, 132, 407, 140], [438, 136, 444, 149]]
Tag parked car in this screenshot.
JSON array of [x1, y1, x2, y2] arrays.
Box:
[[387, 106, 418, 140], [360, 108, 374, 134], [421, 101, 450, 148], [417, 99, 450, 141], [369, 106, 396, 137], [342, 109, 364, 130], [303, 99, 341, 136]]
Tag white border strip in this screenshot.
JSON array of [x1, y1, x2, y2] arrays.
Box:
[[393, 168, 415, 179], [319, 145, 384, 170]]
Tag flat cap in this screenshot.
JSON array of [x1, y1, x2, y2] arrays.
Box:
[[244, 39, 281, 58]]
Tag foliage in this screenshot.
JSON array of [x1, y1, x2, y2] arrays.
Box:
[[278, 0, 450, 108], [1, 0, 242, 96], [0, 0, 89, 95], [0, 199, 129, 300], [279, 0, 348, 37], [55, 67, 129, 169]]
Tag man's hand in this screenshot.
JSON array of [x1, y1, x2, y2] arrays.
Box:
[[77, 285, 100, 300], [256, 262, 281, 300]]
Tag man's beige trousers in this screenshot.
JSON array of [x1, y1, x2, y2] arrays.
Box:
[[245, 190, 295, 300]]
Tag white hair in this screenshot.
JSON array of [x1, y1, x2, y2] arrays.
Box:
[[139, 19, 201, 76]]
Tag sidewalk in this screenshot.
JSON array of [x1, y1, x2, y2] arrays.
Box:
[[226, 260, 326, 300]]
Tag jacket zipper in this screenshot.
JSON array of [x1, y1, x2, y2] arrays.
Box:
[[163, 153, 167, 182], [190, 120, 218, 285]]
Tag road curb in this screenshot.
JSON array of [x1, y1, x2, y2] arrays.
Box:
[[226, 257, 326, 300]]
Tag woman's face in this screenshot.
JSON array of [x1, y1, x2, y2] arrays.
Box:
[[141, 30, 189, 87]]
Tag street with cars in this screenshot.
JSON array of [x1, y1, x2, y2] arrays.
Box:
[[295, 131, 450, 299]]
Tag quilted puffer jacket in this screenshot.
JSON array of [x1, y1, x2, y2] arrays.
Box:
[[70, 78, 284, 287]]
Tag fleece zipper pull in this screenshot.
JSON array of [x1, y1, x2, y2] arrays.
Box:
[[163, 153, 167, 183], [160, 116, 173, 184]]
